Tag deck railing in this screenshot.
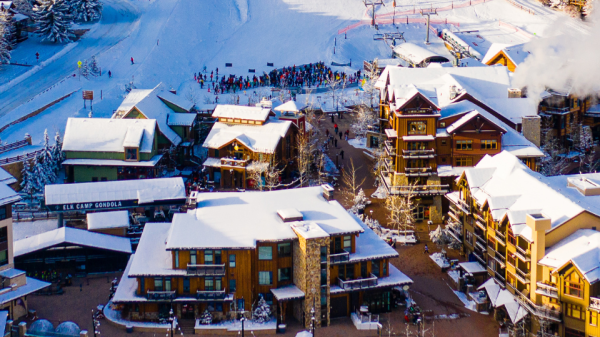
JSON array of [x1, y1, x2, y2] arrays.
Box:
[[338, 274, 378, 290], [187, 264, 226, 276]]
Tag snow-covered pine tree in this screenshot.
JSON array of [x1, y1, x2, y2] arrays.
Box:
[[33, 0, 74, 43], [199, 310, 212, 325], [13, 0, 34, 17], [352, 188, 368, 213], [20, 159, 35, 199], [71, 0, 102, 22], [80, 59, 89, 78], [252, 294, 271, 323], [0, 10, 15, 64], [51, 131, 64, 171], [41, 129, 57, 184], [31, 154, 47, 193], [89, 55, 100, 76]]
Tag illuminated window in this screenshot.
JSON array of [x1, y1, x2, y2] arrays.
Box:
[[455, 157, 473, 167], [408, 121, 427, 135], [566, 303, 584, 320], [590, 311, 598, 326], [456, 140, 473, 150], [564, 272, 583, 298], [481, 140, 498, 150]]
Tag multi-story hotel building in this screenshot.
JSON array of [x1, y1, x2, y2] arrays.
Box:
[[112, 186, 412, 329], [447, 150, 600, 336]]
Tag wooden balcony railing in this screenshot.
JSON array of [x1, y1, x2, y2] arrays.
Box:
[[197, 288, 227, 301], [405, 167, 434, 177], [187, 264, 226, 276], [515, 246, 531, 262], [402, 149, 435, 159], [221, 158, 248, 168], [329, 251, 350, 264], [338, 274, 378, 290], [384, 141, 396, 156], [147, 290, 176, 300], [515, 292, 561, 322], [536, 282, 558, 299], [515, 268, 531, 284]]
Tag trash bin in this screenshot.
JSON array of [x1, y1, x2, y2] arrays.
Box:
[[278, 324, 286, 334], [126, 325, 133, 333]]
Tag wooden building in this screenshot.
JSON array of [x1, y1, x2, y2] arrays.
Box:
[[202, 105, 299, 189], [111, 186, 412, 331]]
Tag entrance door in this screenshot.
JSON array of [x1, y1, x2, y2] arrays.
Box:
[[214, 171, 221, 183], [181, 303, 195, 319], [413, 206, 425, 221], [330, 296, 348, 318]]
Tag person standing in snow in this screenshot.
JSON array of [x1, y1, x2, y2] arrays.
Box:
[[130, 57, 134, 65], [108, 70, 111, 78]]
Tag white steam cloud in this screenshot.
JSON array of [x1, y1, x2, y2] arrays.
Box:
[[512, 9, 600, 103]]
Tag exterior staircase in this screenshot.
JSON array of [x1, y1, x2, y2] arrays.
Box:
[[178, 318, 196, 335]]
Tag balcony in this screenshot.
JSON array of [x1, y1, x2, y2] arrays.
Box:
[[147, 290, 176, 301], [402, 149, 436, 159], [515, 246, 531, 262], [446, 223, 463, 242], [450, 197, 471, 215], [338, 274, 378, 290], [384, 141, 396, 156], [494, 270, 506, 284], [515, 292, 561, 322], [495, 229, 506, 241], [591, 297, 600, 311], [493, 253, 506, 269], [472, 251, 486, 265], [475, 220, 487, 232], [221, 158, 249, 168], [475, 241, 486, 253], [536, 282, 558, 299], [405, 167, 434, 177], [187, 264, 226, 276], [474, 213, 486, 224], [329, 251, 350, 264], [539, 106, 571, 115], [383, 159, 393, 172], [515, 268, 531, 284], [473, 231, 486, 245], [448, 211, 461, 223], [197, 289, 228, 301], [387, 184, 450, 196]]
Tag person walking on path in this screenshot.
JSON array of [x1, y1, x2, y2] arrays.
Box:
[[334, 138, 338, 148], [325, 129, 329, 137], [339, 132, 342, 140], [108, 70, 112, 78], [344, 131, 348, 141], [130, 57, 134, 65], [334, 123, 338, 135], [331, 114, 334, 123], [424, 244, 429, 254], [340, 150, 344, 159]]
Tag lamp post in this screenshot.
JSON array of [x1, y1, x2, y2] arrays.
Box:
[[168, 307, 174, 337], [310, 306, 316, 337], [91, 309, 100, 337]]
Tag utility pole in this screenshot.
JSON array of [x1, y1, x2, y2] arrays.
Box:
[[392, 0, 396, 26], [363, 0, 384, 26], [420, 9, 437, 45]]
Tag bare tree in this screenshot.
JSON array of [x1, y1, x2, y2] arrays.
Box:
[[539, 118, 569, 176], [385, 182, 417, 238], [350, 104, 378, 140], [297, 130, 314, 187], [341, 158, 366, 204], [264, 163, 285, 191], [185, 86, 201, 106]]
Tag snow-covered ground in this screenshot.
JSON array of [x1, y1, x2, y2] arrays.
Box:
[[0, 0, 586, 146]]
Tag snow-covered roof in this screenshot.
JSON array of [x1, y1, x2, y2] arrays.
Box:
[[112, 256, 140, 303], [350, 213, 399, 262], [0, 168, 16, 186], [458, 151, 594, 240], [482, 43, 530, 68], [13, 219, 59, 241], [388, 84, 439, 111], [203, 119, 292, 154], [62, 154, 163, 167], [167, 113, 196, 126], [459, 262, 486, 274], [0, 182, 20, 207], [445, 110, 506, 134], [291, 222, 329, 239], [330, 264, 412, 294], [87, 211, 130, 230], [14, 227, 132, 257], [393, 43, 449, 65], [539, 229, 600, 283], [129, 223, 187, 277], [270, 285, 304, 301], [482, 43, 512, 65], [437, 165, 470, 178], [274, 100, 306, 112], [62, 118, 156, 153], [45, 177, 186, 207], [158, 92, 194, 112], [0, 276, 50, 306], [115, 84, 182, 146], [212, 105, 271, 122], [478, 279, 527, 323], [166, 187, 364, 250]]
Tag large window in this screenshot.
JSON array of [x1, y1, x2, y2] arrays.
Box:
[[566, 303, 584, 320], [408, 142, 428, 150], [591, 311, 598, 326], [204, 250, 212, 264], [174, 251, 179, 268], [259, 271, 273, 285], [372, 261, 380, 277], [165, 279, 171, 291], [258, 246, 273, 260], [455, 157, 473, 167], [507, 254, 516, 267], [229, 254, 236, 268], [0, 227, 7, 243], [215, 250, 222, 264], [183, 277, 190, 293], [408, 121, 427, 135], [278, 243, 292, 257], [190, 251, 197, 265], [0, 207, 7, 221], [154, 278, 163, 291], [125, 148, 138, 161], [278, 268, 291, 282], [564, 272, 583, 298], [456, 140, 473, 150], [507, 231, 516, 245], [481, 140, 498, 150], [343, 236, 352, 252], [229, 279, 236, 292]]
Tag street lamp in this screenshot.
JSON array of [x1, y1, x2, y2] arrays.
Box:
[[168, 308, 175, 337], [91, 309, 100, 337], [240, 316, 246, 337], [310, 306, 316, 337]]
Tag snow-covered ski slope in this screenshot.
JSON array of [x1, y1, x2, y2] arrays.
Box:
[[0, 0, 587, 144]]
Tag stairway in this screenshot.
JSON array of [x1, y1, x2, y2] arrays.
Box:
[[178, 318, 196, 335]]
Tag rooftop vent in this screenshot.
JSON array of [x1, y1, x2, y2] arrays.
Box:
[[508, 88, 522, 98], [567, 177, 600, 196], [277, 208, 303, 222], [322, 184, 335, 201]]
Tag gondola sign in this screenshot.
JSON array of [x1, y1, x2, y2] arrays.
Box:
[[48, 199, 138, 212]]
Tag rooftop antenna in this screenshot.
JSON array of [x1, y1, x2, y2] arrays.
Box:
[[363, 0, 384, 26], [420, 8, 437, 45]]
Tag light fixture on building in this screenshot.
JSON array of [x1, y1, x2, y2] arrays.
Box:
[[234, 142, 239, 151]]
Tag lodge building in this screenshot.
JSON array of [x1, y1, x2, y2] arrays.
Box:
[[112, 186, 412, 329]]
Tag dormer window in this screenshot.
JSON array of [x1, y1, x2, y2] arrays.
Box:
[[125, 147, 139, 161]]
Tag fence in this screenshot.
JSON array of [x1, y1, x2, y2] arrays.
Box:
[[503, 0, 536, 15], [498, 20, 535, 39], [0, 149, 44, 165], [0, 139, 29, 155]]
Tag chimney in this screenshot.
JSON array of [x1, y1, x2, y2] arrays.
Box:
[[508, 88, 522, 98], [526, 213, 551, 304], [321, 184, 334, 201], [521, 115, 541, 148]]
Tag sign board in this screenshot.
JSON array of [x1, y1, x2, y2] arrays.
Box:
[[83, 90, 94, 100], [77, 61, 82, 68], [248, 69, 255, 73], [48, 200, 139, 212], [267, 62, 274, 67], [225, 63, 232, 67]]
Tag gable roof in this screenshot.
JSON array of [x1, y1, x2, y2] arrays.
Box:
[[483, 43, 530, 68], [540, 229, 600, 284], [157, 91, 194, 112], [389, 84, 439, 112], [115, 84, 182, 146], [445, 110, 507, 134], [393, 43, 450, 65], [167, 113, 196, 126], [203, 119, 292, 153], [274, 100, 306, 112], [14, 227, 132, 257], [0, 182, 20, 207], [62, 118, 156, 153], [212, 105, 271, 122]]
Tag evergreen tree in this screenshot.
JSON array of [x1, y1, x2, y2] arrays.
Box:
[[20, 159, 35, 199], [0, 11, 15, 64], [252, 294, 271, 323], [71, 0, 102, 22], [41, 129, 57, 184], [31, 155, 46, 192], [80, 59, 89, 78], [199, 310, 212, 325], [13, 0, 34, 17], [51, 131, 64, 170], [33, 0, 74, 43], [89, 56, 100, 76]]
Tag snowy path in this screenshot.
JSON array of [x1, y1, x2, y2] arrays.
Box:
[[0, 0, 141, 117]]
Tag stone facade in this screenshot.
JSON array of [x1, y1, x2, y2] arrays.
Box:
[[392, 172, 408, 186], [430, 195, 443, 223], [292, 230, 330, 327], [522, 115, 541, 148]]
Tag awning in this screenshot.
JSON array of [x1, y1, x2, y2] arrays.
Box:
[[385, 129, 398, 138], [202, 157, 222, 168], [459, 262, 486, 275], [270, 285, 305, 301]]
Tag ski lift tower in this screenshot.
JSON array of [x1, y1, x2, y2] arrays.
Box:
[[364, 0, 384, 27], [420, 8, 437, 45], [374, 31, 406, 57]]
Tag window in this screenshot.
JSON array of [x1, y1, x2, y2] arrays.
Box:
[[507, 231, 516, 245], [507, 254, 516, 267], [139, 277, 145, 294], [383, 261, 387, 276], [345, 264, 354, 280], [456, 140, 473, 150], [154, 278, 163, 291], [229, 279, 236, 292], [441, 139, 447, 145], [100, 177, 108, 181], [564, 272, 583, 298], [372, 261, 380, 277], [237, 299, 245, 311], [125, 148, 138, 161], [0, 207, 7, 221], [440, 122, 446, 127], [229, 254, 236, 268], [343, 236, 352, 252], [263, 293, 274, 305], [278, 268, 291, 282], [204, 250, 212, 264], [320, 267, 327, 286], [190, 251, 197, 265], [215, 250, 222, 264], [278, 243, 292, 257], [481, 140, 498, 150], [175, 251, 179, 268], [207, 302, 223, 312], [361, 262, 368, 278], [408, 121, 427, 135], [259, 271, 273, 285], [0, 227, 7, 243], [566, 303, 584, 320], [165, 279, 171, 291], [455, 157, 473, 167], [408, 142, 427, 150], [214, 149, 220, 157], [183, 277, 190, 293], [506, 273, 516, 287], [320, 246, 327, 263], [591, 311, 598, 326], [466, 231, 473, 245], [91, 177, 98, 182], [205, 278, 214, 291], [258, 246, 273, 260], [565, 328, 585, 337]]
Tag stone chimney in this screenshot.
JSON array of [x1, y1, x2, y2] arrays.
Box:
[[521, 115, 541, 148], [321, 184, 334, 201], [526, 213, 551, 304]]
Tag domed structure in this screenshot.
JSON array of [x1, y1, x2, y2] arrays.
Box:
[[55, 321, 81, 336], [29, 319, 54, 335]]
